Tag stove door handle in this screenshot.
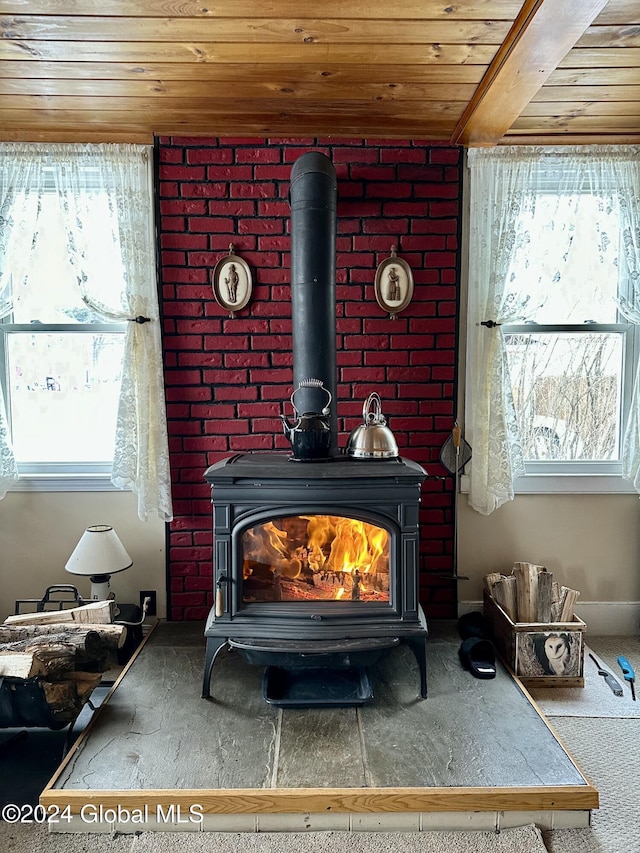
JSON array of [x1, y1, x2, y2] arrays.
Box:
[[215, 574, 228, 618]]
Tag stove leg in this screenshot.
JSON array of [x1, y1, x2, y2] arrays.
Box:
[[202, 637, 229, 699], [404, 636, 428, 698]]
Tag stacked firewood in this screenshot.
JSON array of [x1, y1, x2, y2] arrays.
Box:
[[484, 561, 580, 624], [0, 600, 127, 725]]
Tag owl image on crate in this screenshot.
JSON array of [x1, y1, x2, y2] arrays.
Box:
[[516, 631, 581, 678]]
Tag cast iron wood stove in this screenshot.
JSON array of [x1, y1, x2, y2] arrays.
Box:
[[201, 151, 429, 702], [202, 452, 428, 699]]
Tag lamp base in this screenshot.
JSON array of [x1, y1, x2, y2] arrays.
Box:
[[89, 574, 111, 601]]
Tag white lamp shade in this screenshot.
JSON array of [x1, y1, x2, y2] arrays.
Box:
[[65, 524, 133, 578]]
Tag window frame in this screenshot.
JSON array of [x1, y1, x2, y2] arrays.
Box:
[[0, 161, 134, 493], [461, 153, 640, 497], [502, 318, 638, 495], [0, 322, 127, 492]]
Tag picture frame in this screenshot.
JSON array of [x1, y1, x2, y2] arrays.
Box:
[[212, 244, 253, 318], [374, 245, 414, 319], [516, 630, 583, 679]]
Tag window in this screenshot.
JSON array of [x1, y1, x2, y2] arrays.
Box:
[[465, 147, 640, 515], [501, 189, 636, 488], [0, 143, 172, 521], [1, 184, 126, 484]]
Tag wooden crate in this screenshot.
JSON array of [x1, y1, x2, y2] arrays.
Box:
[[483, 591, 586, 688]]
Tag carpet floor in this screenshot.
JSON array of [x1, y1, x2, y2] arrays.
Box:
[[537, 636, 640, 853], [531, 636, 640, 719]]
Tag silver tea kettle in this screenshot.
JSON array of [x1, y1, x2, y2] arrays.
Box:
[[346, 392, 399, 459]]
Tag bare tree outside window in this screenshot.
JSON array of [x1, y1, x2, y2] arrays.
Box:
[[505, 331, 622, 462]]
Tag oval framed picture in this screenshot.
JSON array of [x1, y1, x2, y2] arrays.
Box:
[[212, 245, 253, 317], [374, 247, 414, 318]]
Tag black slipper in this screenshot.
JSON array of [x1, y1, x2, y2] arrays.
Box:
[[458, 637, 497, 679], [458, 610, 493, 640]]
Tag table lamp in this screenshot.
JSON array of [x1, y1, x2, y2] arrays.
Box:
[[65, 524, 133, 601]]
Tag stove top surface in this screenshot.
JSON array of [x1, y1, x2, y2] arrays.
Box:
[[205, 452, 427, 482]]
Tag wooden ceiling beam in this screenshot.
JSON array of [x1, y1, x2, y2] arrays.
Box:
[[451, 0, 611, 147]]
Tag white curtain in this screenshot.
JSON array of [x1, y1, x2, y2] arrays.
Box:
[[0, 143, 173, 521], [0, 151, 46, 498], [466, 145, 640, 515], [465, 151, 529, 515], [616, 158, 640, 490], [0, 265, 17, 496]]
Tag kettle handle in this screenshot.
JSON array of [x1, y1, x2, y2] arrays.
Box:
[[291, 380, 332, 415], [363, 392, 385, 425]]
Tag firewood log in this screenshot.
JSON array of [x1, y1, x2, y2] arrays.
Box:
[[42, 673, 102, 722], [512, 562, 540, 623], [0, 653, 47, 679], [550, 581, 562, 620], [0, 630, 103, 660], [491, 576, 517, 621], [0, 642, 77, 679], [0, 623, 126, 649], [4, 600, 115, 626], [537, 570, 553, 623], [0, 622, 127, 649], [553, 586, 568, 621], [0, 631, 110, 673], [483, 572, 502, 595], [559, 586, 580, 622]]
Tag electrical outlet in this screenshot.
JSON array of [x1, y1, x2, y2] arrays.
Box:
[[140, 589, 157, 616]]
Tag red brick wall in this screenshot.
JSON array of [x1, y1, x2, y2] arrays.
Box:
[[157, 137, 461, 621]]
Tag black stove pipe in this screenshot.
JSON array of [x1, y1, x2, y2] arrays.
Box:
[[289, 152, 338, 453]]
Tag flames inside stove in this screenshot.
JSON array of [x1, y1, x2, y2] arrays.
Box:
[[242, 514, 390, 603]]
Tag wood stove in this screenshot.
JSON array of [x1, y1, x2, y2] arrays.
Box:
[[201, 151, 429, 702], [202, 452, 429, 699]]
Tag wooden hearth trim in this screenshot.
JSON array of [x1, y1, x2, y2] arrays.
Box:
[[40, 782, 598, 815]]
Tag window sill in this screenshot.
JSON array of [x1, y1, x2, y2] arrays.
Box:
[[11, 474, 120, 493], [488, 474, 635, 496], [461, 473, 637, 495]]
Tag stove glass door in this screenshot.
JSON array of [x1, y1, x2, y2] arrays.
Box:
[[241, 514, 390, 603]]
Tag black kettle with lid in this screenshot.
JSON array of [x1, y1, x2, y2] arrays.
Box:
[[280, 379, 332, 461]]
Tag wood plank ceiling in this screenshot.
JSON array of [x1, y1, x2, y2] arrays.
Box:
[[0, 0, 638, 147]]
